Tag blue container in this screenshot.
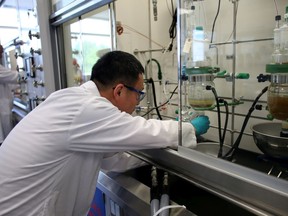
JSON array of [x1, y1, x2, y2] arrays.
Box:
[[87, 187, 106, 216]]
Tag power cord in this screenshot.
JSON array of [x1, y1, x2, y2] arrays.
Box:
[[207, 86, 229, 158], [223, 86, 269, 160], [210, 0, 221, 43], [168, 8, 177, 51], [148, 78, 163, 120], [146, 59, 162, 84]]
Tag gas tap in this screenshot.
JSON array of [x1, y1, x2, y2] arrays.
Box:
[[14, 52, 25, 59], [32, 64, 43, 72], [28, 30, 40, 40], [16, 65, 25, 72], [33, 80, 45, 87], [30, 47, 42, 56]]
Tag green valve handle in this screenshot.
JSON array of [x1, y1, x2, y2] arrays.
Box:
[[266, 113, 274, 121], [216, 70, 227, 77], [236, 73, 250, 79]]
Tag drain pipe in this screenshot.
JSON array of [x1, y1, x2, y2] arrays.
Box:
[[159, 172, 169, 216], [150, 167, 160, 215]]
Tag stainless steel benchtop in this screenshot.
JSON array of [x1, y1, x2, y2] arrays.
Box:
[[128, 147, 288, 216]]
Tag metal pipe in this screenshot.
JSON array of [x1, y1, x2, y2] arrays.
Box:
[[134, 48, 165, 54], [230, 0, 238, 145], [219, 96, 267, 104], [109, 2, 117, 50], [177, 0, 183, 146], [148, 1, 152, 76], [209, 124, 254, 137], [145, 0, 153, 119], [210, 37, 273, 46], [208, 110, 270, 121]]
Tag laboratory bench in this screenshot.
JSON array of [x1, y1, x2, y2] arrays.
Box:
[[93, 145, 288, 216]]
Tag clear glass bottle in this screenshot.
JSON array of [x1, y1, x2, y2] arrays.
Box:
[[184, 0, 195, 39], [272, 15, 283, 64], [184, 0, 196, 68], [188, 74, 215, 109], [279, 6, 288, 63]]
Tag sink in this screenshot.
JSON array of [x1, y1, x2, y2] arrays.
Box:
[[194, 142, 231, 158]]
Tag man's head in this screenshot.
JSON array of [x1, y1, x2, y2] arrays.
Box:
[[90, 51, 145, 114]]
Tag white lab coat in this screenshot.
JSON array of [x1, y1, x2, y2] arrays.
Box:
[[0, 81, 197, 216], [0, 65, 18, 143]]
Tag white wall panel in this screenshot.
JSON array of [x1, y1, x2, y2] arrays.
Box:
[[115, 0, 288, 153]]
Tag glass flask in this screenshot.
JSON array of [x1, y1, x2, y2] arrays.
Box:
[[188, 74, 215, 109], [267, 73, 288, 121]]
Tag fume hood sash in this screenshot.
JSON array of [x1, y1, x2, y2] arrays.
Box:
[[50, 0, 114, 26]]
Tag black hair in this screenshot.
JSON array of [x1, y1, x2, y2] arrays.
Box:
[[90, 51, 144, 89]]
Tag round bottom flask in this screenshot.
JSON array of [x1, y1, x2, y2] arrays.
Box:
[[188, 74, 215, 109], [267, 73, 288, 121]]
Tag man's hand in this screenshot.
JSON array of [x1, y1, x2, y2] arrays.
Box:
[[191, 116, 210, 136]]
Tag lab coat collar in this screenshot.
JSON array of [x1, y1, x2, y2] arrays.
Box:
[[81, 81, 117, 108], [81, 81, 100, 96]]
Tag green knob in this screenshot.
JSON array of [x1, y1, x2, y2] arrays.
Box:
[[266, 113, 274, 121], [236, 73, 250, 79], [216, 70, 227, 77]]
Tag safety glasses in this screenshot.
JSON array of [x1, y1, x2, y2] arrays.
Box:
[[123, 84, 146, 101]]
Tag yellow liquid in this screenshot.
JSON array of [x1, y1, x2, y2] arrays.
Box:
[[267, 95, 288, 120], [188, 99, 214, 108]]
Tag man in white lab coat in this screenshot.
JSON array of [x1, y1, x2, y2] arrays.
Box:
[[0, 51, 210, 216], [0, 64, 19, 144]]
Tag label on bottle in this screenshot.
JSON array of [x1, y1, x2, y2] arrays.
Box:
[[183, 38, 192, 54]]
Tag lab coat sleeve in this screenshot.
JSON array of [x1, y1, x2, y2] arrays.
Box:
[[100, 152, 148, 172], [0, 65, 18, 84], [68, 98, 197, 152]]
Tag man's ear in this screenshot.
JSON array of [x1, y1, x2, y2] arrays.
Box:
[[113, 84, 124, 99]]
